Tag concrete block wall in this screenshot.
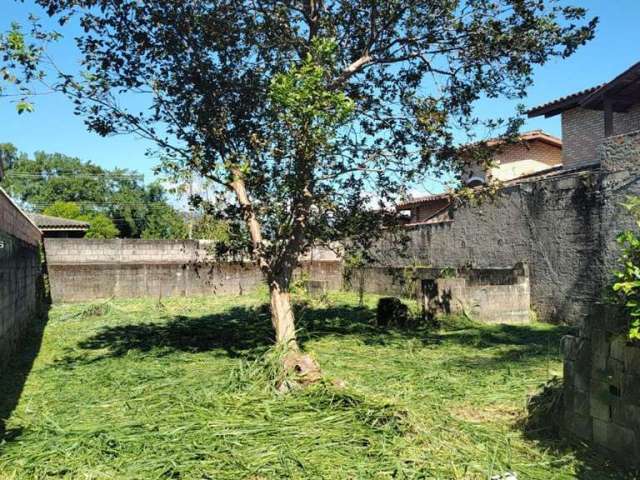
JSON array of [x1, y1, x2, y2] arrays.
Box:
[[562, 304, 640, 467], [44, 238, 344, 303], [417, 265, 531, 324], [0, 188, 44, 368], [375, 174, 602, 325], [370, 152, 640, 325]]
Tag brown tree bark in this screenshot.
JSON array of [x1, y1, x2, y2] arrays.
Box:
[[230, 168, 299, 349], [269, 281, 297, 348]]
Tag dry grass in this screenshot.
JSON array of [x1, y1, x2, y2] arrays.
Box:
[[0, 292, 632, 479]]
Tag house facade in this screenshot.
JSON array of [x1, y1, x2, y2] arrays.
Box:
[[528, 61, 640, 169], [399, 130, 562, 225], [463, 130, 562, 185]]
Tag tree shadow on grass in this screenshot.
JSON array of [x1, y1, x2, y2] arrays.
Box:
[[67, 300, 570, 368], [67, 302, 383, 363], [76, 306, 276, 360]]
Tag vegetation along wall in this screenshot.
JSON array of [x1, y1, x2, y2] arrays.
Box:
[[0, 188, 45, 368]]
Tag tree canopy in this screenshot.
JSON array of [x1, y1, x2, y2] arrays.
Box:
[[0, 143, 188, 239], [1, 0, 597, 353], [42, 200, 120, 238]]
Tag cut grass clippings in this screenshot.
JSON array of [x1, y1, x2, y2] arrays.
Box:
[[0, 292, 632, 479]]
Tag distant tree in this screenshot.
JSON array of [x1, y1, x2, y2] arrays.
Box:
[[41, 200, 82, 220], [0, 145, 186, 238], [141, 203, 187, 240], [83, 213, 120, 239], [1, 1, 597, 367], [192, 215, 231, 243], [0, 143, 23, 180], [42, 200, 119, 239]]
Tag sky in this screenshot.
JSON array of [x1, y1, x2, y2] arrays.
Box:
[[1, 1, 639, 192]]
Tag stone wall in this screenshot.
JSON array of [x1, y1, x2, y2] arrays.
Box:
[[0, 188, 44, 367], [44, 239, 343, 303], [562, 304, 640, 466]]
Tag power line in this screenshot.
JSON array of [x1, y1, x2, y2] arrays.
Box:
[[6, 173, 144, 179]]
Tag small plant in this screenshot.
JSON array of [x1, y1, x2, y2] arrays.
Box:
[[343, 250, 366, 306], [612, 196, 640, 341], [290, 271, 310, 296]]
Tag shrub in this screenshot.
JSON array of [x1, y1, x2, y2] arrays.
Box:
[[612, 196, 640, 341]]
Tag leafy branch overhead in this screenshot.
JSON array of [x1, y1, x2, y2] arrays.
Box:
[[0, 0, 597, 349]]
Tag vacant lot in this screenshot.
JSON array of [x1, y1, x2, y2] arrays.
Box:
[[0, 292, 630, 479]]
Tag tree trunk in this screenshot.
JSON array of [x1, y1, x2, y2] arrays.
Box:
[[230, 169, 300, 349], [269, 281, 298, 349]]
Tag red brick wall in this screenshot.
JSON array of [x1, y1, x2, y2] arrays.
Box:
[[493, 140, 562, 167], [562, 105, 640, 169]]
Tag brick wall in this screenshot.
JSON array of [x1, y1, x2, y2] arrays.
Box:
[[0, 188, 44, 368], [562, 104, 640, 169], [44, 239, 344, 303], [411, 198, 450, 223], [493, 139, 562, 167]]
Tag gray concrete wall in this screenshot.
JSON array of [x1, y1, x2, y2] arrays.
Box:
[[366, 130, 640, 326], [0, 188, 44, 367], [44, 239, 344, 303], [416, 265, 531, 324]]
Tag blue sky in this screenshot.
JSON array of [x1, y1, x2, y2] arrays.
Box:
[[1, 1, 639, 190]]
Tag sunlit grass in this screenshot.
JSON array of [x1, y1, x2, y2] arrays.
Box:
[[0, 292, 630, 479]]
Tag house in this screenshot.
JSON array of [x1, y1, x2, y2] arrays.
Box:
[[527, 61, 640, 169], [399, 130, 563, 225], [462, 130, 563, 186], [28, 213, 90, 238]]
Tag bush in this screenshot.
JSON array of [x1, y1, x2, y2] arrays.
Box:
[[612, 196, 640, 341]]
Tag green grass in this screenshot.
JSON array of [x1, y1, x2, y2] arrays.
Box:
[[0, 292, 632, 479]]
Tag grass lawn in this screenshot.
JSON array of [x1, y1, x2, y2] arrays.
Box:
[[0, 292, 632, 479]]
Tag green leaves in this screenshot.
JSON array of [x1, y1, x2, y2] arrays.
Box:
[[16, 100, 34, 114], [611, 198, 640, 341], [269, 38, 354, 129]]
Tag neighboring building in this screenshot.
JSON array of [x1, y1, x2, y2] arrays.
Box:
[[399, 130, 562, 225], [528, 61, 640, 169], [29, 213, 90, 238], [462, 130, 562, 186], [397, 193, 452, 226]]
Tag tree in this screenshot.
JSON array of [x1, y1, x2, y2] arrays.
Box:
[[41, 200, 83, 220], [2, 1, 596, 363], [83, 213, 120, 239], [193, 215, 230, 243], [42, 200, 120, 238], [141, 203, 187, 240], [0, 145, 186, 238]]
